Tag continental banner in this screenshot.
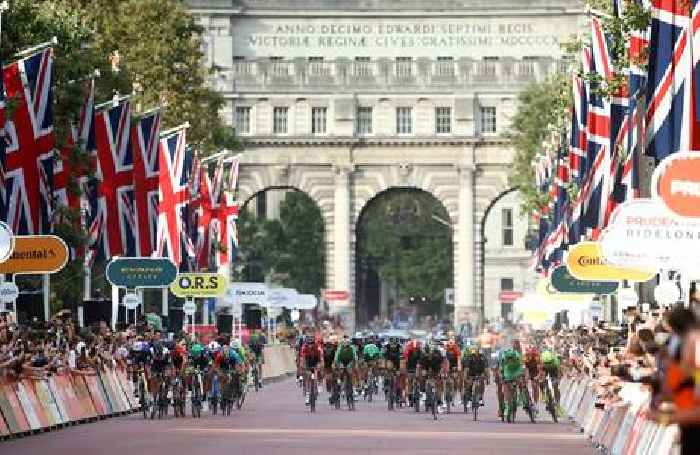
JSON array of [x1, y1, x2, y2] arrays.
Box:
[[566, 241, 655, 283]]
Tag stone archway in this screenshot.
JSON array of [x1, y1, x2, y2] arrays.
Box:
[[354, 186, 454, 329]]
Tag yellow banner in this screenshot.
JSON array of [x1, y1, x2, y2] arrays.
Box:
[[170, 273, 227, 298], [0, 235, 68, 274], [536, 276, 593, 303], [566, 241, 655, 282]]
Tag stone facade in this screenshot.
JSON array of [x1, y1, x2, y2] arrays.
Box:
[[188, 0, 585, 330]]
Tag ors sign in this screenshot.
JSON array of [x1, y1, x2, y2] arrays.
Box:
[[170, 273, 227, 298]]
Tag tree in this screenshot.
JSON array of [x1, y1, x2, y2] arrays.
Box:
[[235, 191, 325, 296], [357, 190, 452, 306], [2, 0, 238, 311], [508, 75, 570, 216]]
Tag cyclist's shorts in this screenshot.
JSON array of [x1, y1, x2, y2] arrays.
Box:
[[305, 356, 320, 369], [543, 364, 559, 377]]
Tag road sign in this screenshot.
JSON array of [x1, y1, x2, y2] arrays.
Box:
[[0, 235, 68, 274], [551, 266, 619, 295], [122, 293, 141, 310], [0, 222, 14, 263], [323, 290, 349, 301], [170, 273, 227, 298], [0, 282, 19, 303], [183, 300, 196, 316], [290, 309, 301, 321], [106, 258, 177, 288]]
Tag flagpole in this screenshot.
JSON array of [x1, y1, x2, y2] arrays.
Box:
[[95, 93, 132, 111], [160, 122, 190, 138], [13, 37, 58, 58]]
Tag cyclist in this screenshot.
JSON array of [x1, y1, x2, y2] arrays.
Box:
[[444, 338, 462, 405], [333, 335, 358, 403], [171, 340, 187, 372], [323, 335, 339, 395], [248, 330, 266, 389], [490, 347, 505, 418], [129, 336, 152, 398], [523, 345, 542, 406], [362, 336, 382, 397], [404, 338, 422, 406], [462, 344, 488, 408], [499, 342, 531, 419], [540, 348, 561, 406], [383, 337, 403, 402], [418, 339, 446, 412], [300, 335, 324, 406]]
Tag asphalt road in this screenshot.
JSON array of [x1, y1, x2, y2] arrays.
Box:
[[3, 378, 594, 455]]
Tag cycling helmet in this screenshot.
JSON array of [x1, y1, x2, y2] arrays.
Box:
[[189, 343, 204, 358]]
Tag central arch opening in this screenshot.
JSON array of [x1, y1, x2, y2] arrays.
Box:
[[355, 188, 453, 331]]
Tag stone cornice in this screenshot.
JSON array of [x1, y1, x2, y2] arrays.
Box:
[[240, 136, 511, 147]]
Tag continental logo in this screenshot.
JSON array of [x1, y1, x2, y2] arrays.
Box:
[[7, 248, 58, 260], [566, 241, 655, 283], [576, 255, 606, 267]]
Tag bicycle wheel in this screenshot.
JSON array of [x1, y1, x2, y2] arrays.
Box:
[[310, 377, 317, 413], [413, 381, 420, 413], [429, 385, 438, 420], [545, 384, 557, 423]]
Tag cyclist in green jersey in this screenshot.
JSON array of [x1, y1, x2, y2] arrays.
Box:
[[540, 348, 561, 405]]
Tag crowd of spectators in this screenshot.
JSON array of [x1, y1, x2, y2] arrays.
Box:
[[0, 310, 137, 382], [558, 304, 700, 455]]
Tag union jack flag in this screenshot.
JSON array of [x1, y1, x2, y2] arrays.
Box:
[[195, 159, 240, 270], [2, 48, 55, 235], [156, 126, 192, 266], [646, 0, 700, 159], [88, 99, 136, 259], [53, 79, 95, 221], [132, 111, 161, 256]]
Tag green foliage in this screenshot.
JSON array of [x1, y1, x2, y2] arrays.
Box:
[[508, 75, 571, 216], [235, 191, 325, 296], [357, 190, 452, 304], [2, 0, 238, 311]]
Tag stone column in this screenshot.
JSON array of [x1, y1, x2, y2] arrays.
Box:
[[332, 164, 355, 332], [454, 163, 476, 330]]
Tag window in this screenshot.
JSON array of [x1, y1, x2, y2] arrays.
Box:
[[235, 106, 250, 135], [500, 278, 514, 291], [396, 107, 412, 134], [311, 107, 327, 135], [273, 107, 288, 134], [354, 57, 371, 78], [308, 56, 329, 77], [435, 107, 451, 134], [269, 56, 288, 77], [356, 107, 373, 135], [502, 208, 514, 246], [256, 191, 267, 218], [479, 106, 497, 134], [395, 57, 412, 78], [436, 56, 454, 77]]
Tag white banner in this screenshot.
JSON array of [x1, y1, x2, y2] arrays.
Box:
[[266, 287, 299, 309], [600, 199, 700, 271]]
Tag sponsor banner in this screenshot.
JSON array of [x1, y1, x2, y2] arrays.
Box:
[[106, 257, 177, 288], [551, 266, 619, 294], [599, 199, 700, 271], [566, 242, 655, 282], [1, 383, 30, 433], [226, 282, 268, 306], [170, 273, 227, 298], [0, 221, 14, 263], [499, 290, 523, 303], [0, 235, 69, 274], [652, 151, 700, 218], [267, 287, 299, 308], [323, 289, 350, 301], [0, 282, 19, 303], [536, 276, 595, 303]]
